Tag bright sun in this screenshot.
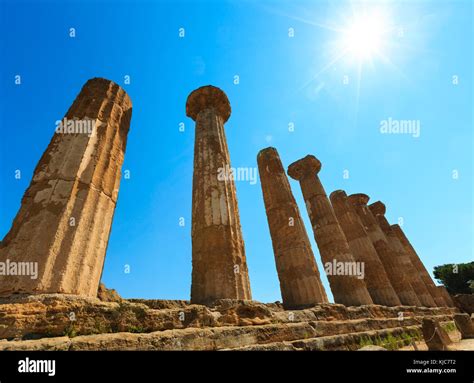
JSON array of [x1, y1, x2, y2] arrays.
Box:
[[296, 5, 399, 95], [342, 11, 389, 61]]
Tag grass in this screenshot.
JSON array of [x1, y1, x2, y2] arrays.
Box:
[[358, 330, 422, 350], [63, 323, 77, 338], [442, 322, 457, 333]]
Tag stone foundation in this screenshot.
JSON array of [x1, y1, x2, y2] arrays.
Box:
[[0, 294, 457, 350]]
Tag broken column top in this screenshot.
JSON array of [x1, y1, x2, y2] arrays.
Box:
[[347, 193, 370, 206], [287, 155, 321, 180], [186, 85, 231, 122], [369, 201, 386, 216], [66, 77, 132, 121], [80, 77, 132, 106]]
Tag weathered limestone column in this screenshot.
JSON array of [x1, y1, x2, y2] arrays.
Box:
[[287, 155, 373, 306], [0, 78, 132, 297], [330, 190, 401, 306], [257, 148, 328, 309], [369, 202, 437, 307], [186, 85, 251, 304], [347, 194, 421, 306], [437, 286, 456, 307], [391, 224, 447, 307]]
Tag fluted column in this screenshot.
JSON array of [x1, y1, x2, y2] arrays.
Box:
[[437, 286, 456, 307], [330, 190, 401, 306], [369, 202, 437, 307], [257, 148, 328, 309], [287, 155, 372, 306], [347, 194, 421, 306], [186, 85, 251, 304], [391, 224, 447, 307], [0, 78, 132, 297]]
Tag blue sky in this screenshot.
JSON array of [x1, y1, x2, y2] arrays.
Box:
[[0, 0, 472, 302]]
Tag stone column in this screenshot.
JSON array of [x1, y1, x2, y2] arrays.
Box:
[[369, 202, 437, 307], [347, 194, 421, 306], [437, 286, 456, 307], [287, 155, 372, 306], [0, 78, 132, 297], [186, 85, 251, 304], [257, 148, 328, 309], [329, 190, 401, 306], [391, 224, 447, 307]]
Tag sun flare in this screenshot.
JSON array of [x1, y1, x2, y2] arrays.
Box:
[[341, 11, 390, 61]]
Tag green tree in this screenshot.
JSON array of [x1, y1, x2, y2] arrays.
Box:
[[433, 262, 474, 295]]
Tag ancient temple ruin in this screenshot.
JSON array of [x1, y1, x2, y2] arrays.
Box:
[[0, 81, 455, 312], [0, 80, 463, 352]]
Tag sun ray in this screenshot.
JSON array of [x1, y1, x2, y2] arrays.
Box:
[[295, 48, 349, 95], [264, 1, 420, 111], [259, 3, 346, 33]]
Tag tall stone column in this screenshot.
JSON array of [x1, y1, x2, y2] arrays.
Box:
[[391, 224, 447, 307], [0, 78, 132, 297], [186, 85, 251, 304], [257, 148, 328, 309], [330, 190, 401, 306], [437, 286, 456, 307], [287, 155, 372, 306], [347, 194, 421, 306], [369, 202, 437, 307]]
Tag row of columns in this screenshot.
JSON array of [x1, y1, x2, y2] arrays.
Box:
[[286, 156, 373, 306], [257, 148, 453, 309], [185, 82, 453, 309], [0, 83, 454, 311]]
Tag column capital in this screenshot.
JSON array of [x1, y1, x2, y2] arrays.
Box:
[[186, 85, 231, 122], [347, 193, 370, 207], [368, 201, 386, 216], [329, 189, 348, 202], [287, 155, 321, 180], [257, 147, 283, 173], [257, 146, 278, 159]]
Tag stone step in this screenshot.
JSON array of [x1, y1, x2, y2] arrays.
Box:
[[0, 294, 457, 341], [0, 315, 454, 351], [226, 325, 423, 351]]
